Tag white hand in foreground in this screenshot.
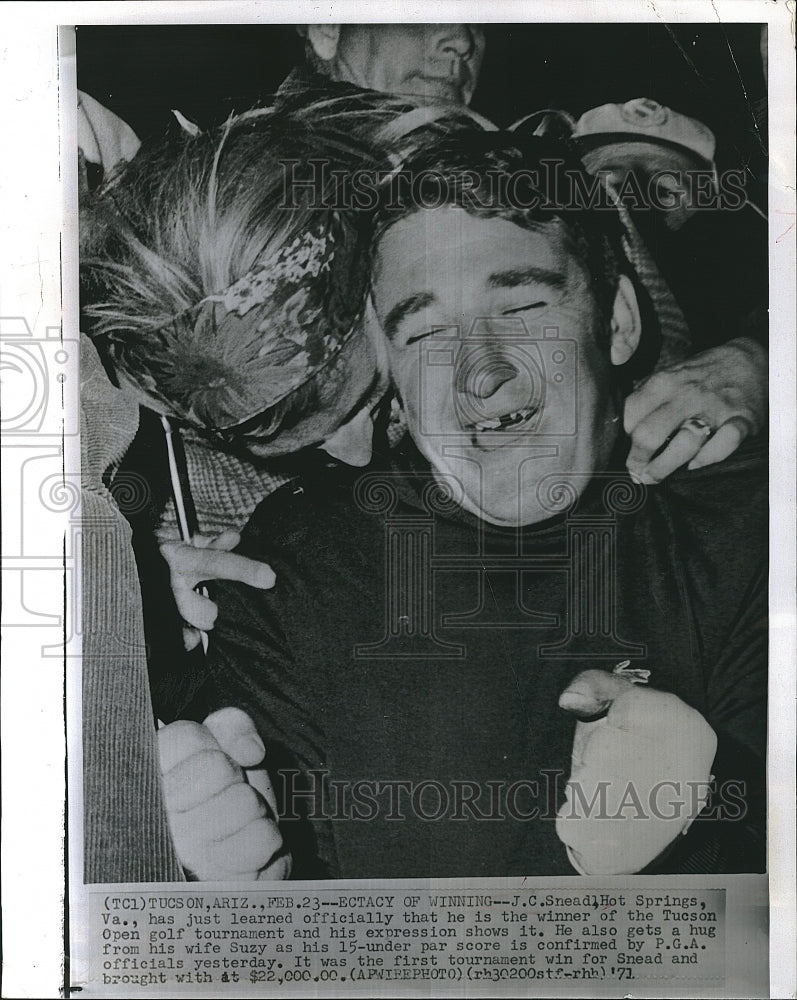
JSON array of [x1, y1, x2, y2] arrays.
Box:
[[624, 337, 766, 484], [556, 670, 716, 875], [158, 707, 290, 881], [158, 530, 275, 650]]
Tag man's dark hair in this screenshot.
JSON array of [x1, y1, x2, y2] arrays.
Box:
[[372, 129, 656, 357]]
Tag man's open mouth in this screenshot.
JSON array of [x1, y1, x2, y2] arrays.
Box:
[[470, 406, 539, 433], [464, 406, 542, 449]]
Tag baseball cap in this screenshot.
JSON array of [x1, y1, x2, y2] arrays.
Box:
[[574, 98, 717, 173]]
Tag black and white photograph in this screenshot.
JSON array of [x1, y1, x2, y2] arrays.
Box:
[[76, 15, 770, 878], [1, 4, 795, 997]]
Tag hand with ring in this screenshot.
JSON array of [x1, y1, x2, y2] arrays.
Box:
[[623, 337, 766, 485]]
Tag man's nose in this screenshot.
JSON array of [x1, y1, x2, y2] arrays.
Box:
[[321, 409, 374, 468], [459, 353, 520, 401]]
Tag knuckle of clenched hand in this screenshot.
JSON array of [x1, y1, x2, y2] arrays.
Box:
[[183, 747, 239, 792], [223, 781, 267, 824], [158, 720, 211, 762], [170, 810, 203, 846], [215, 817, 281, 873], [160, 718, 205, 742], [247, 816, 284, 858]]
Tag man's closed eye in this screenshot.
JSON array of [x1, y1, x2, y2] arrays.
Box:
[[502, 300, 548, 316], [405, 325, 455, 346]]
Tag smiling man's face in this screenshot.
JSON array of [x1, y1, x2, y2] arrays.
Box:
[[372, 206, 639, 526]]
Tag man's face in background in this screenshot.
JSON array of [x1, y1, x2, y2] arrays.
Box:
[[371, 206, 641, 526], [308, 24, 485, 105]]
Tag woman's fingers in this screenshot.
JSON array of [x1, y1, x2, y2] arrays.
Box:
[[632, 418, 710, 485], [688, 417, 751, 471], [160, 541, 276, 592], [159, 537, 276, 633], [194, 530, 241, 552], [625, 396, 697, 477]]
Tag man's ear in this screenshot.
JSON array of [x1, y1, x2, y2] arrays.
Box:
[[609, 274, 642, 366], [363, 293, 391, 380], [306, 25, 341, 62]]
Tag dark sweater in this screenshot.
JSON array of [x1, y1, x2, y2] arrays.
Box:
[[205, 436, 767, 879]]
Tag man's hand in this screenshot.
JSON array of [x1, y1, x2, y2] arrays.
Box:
[[158, 707, 290, 881], [556, 669, 716, 875], [624, 337, 766, 484], [158, 530, 276, 650]]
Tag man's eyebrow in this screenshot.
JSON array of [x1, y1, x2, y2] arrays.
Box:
[[486, 266, 567, 291], [382, 292, 436, 341]]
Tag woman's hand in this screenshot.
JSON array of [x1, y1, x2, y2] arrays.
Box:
[[159, 530, 275, 650], [624, 337, 766, 484]]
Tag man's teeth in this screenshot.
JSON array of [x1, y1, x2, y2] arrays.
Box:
[[473, 407, 536, 432]]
